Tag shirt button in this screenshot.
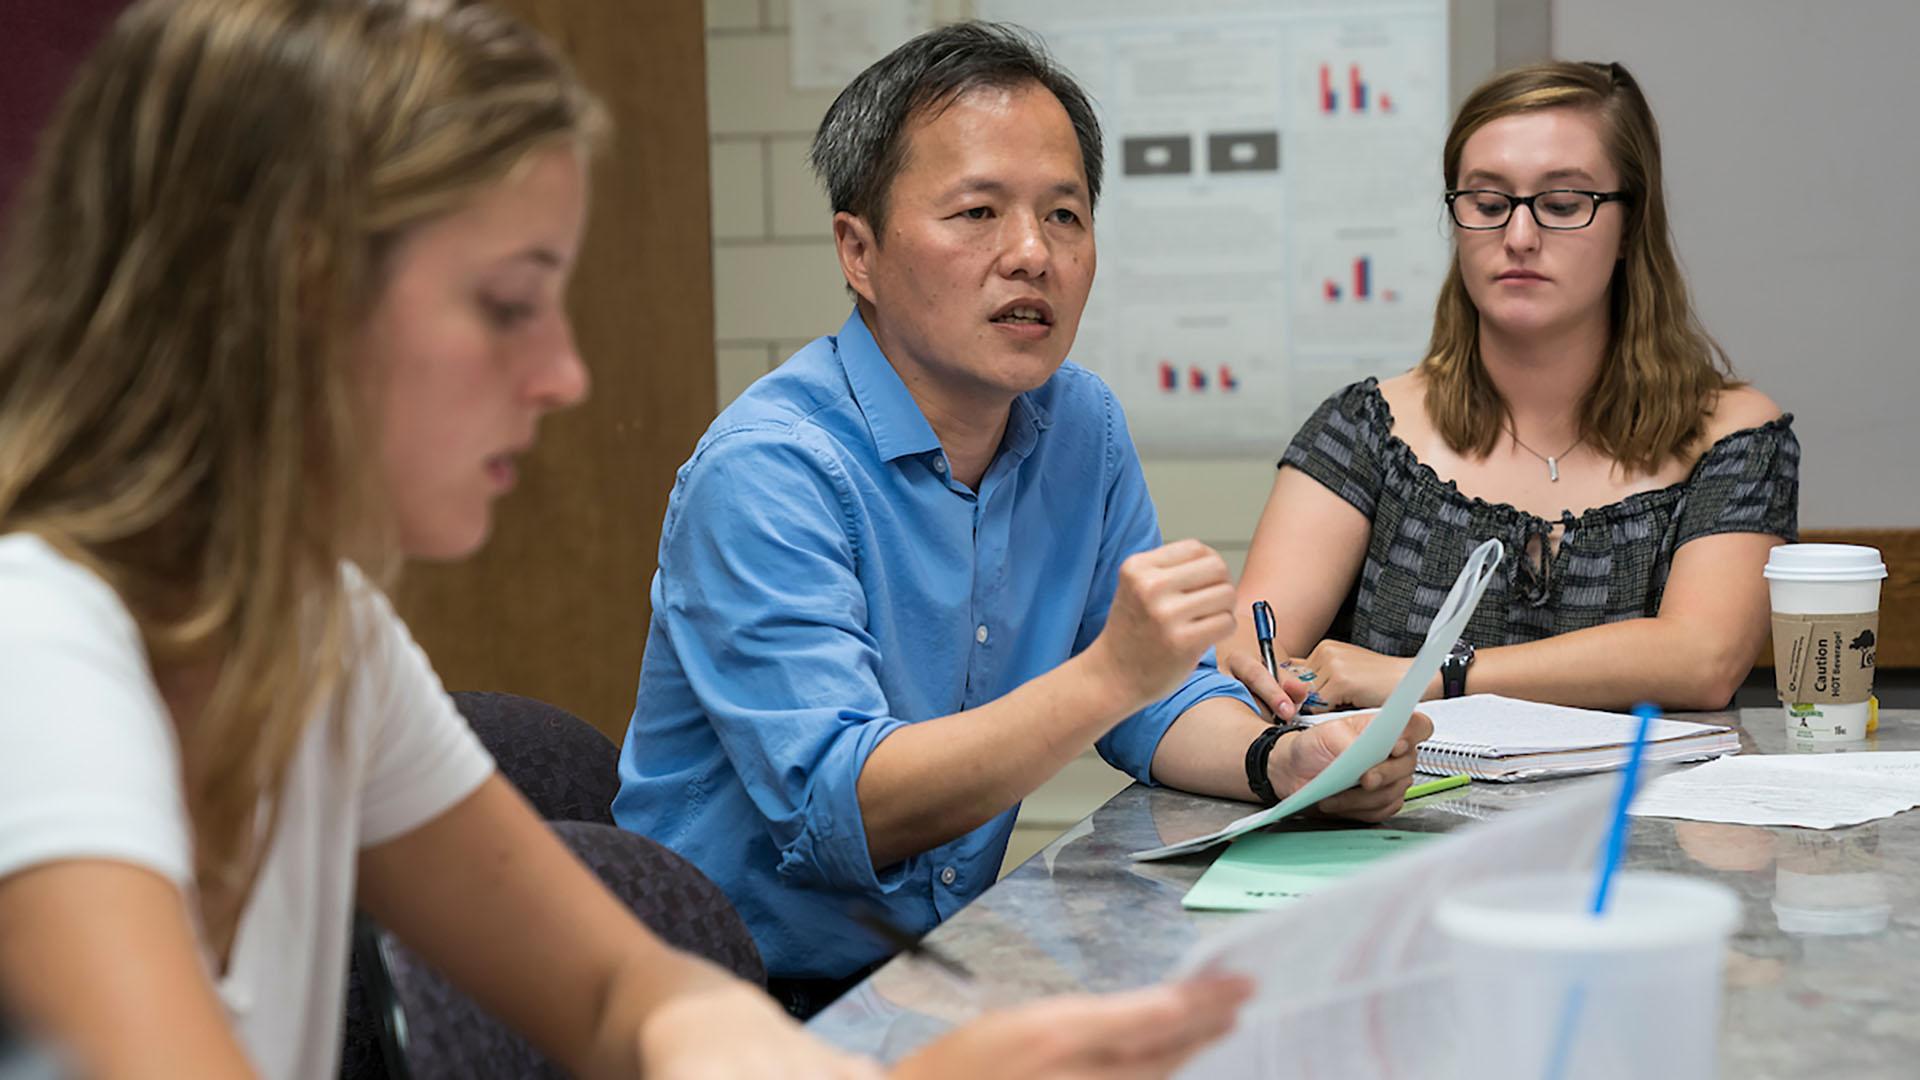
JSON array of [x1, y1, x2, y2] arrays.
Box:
[[975, 624, 989, 644], [940, 866, 957, 886], [933, 457, 947, 473]]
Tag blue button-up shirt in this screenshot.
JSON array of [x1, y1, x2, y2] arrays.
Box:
[[614, 310, 1256, 980]]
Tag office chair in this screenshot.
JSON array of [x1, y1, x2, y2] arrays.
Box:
[[372, 820, 766, 1078]]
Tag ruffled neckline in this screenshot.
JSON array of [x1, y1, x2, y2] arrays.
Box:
[[1347, 376, 1796, 534]]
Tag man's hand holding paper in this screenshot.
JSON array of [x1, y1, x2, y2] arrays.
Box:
[[1132, 538, 1503, 860], [1274, 709, 1434, 823]]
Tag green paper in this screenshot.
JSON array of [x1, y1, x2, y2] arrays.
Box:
[[1182, 829, 1440, 911]]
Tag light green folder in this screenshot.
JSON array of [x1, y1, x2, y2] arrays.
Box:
[[1181, 829, 1440, 911]]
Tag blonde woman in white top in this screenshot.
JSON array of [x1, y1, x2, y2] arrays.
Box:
[[0, 1, 1246, 1076]]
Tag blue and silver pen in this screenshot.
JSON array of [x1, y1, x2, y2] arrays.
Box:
[[1251, 600, 1325, 713], [1252, 600, 1282, 684]]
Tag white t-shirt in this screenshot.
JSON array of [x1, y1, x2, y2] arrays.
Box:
[[0, 533, 495, 1078]]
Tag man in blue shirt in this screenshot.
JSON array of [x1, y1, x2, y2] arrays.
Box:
[[614, 23, 1431, 1016]]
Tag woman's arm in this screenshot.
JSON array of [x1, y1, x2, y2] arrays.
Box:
[[0, 861, 256, 1079], [356, 774, 876, 1079], [1224, 466, 1373, 713], [357, 775, 1251, 1079], [1298, 530, 1782, 711], [1464, 530, 1780, 709]]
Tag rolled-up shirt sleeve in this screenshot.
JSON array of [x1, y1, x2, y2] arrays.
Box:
[[656, 427, 913, 894], [1075, 391, 1260, 783]]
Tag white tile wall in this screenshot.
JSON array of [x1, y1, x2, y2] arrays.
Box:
[[767, 136, 825, 239], [1143, 458, 1279, 546], [702, 0, 761, 33], [707, 140, 768, 240], [716, 345, 773, 408], [712, 243, 846, 342], [707, 33, 846, 137], [774, 339, 820, 368]]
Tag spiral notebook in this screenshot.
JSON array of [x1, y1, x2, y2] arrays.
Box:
[[1303, 694, 1740, 782]]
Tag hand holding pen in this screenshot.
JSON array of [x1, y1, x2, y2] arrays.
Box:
[[1224, 599, 1323, 721], [1252, 601, 1328, 709]]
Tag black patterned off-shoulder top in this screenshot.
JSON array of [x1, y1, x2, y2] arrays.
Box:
[[1280, 378, 1801, 654]]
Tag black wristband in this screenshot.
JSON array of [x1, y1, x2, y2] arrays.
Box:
[[1244, 723, 1303, 806], [1442, 639, 1476, 699]]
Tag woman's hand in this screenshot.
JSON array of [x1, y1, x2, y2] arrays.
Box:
[[638, 981, 883, 1079], [1291, 641, 1437, 710], [1219, 647, 1312, 722], [894, 974, 1252, 1080]]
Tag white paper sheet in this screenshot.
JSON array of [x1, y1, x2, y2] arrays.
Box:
[[1171, 777, 1617, 1078], [1129, 538, 1503, 861], [1630, 752, 1920, 829]]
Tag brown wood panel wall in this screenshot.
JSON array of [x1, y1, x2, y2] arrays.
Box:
[[1758, 529, 1920, 671], [394, 0, 715, 741]]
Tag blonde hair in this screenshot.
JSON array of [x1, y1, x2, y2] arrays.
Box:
[[1421, 60, 1736, 474], [0, 0, 603, 931]]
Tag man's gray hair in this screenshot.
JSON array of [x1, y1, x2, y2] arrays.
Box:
[[808, 21, 1104, 236]]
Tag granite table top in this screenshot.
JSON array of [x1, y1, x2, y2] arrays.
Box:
[[810, 708, 1920, 1078]]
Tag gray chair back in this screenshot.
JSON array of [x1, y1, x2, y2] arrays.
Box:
[[379, 821, 766, 1079], [449, 691, 619, 825]]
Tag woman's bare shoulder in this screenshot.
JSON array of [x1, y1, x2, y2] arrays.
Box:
[[1704, 383, 1785, 442], [1375, 369, 1428, 436]]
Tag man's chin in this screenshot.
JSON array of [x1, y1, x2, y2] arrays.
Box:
[[990, 351, 1071, 395]]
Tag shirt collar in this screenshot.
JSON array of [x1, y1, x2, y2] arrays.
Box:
[[999, 389, 1050, 463], [835, 307, 1057, 465], [836, 309, 942, 463]]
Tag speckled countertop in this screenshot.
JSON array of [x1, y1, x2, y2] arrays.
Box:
[[810, 709, 1920, 1077]]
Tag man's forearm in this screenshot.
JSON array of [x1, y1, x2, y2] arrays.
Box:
[[1146, 695, 1269, 802], [856, 647, 1143, 868]]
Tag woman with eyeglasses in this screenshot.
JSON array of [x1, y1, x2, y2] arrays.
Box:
[[1223, 61, 1798, 715], [0, 2, 1248, 1076]]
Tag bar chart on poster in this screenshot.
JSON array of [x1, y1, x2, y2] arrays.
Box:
[[975, 0, 1449, 455]]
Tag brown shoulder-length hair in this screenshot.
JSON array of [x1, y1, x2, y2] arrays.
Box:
[[1421, 60, 1735, 474], [0, 0, 602, 931]]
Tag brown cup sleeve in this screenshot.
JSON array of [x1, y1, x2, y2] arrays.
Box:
[[1773, 611, 1880, 705]]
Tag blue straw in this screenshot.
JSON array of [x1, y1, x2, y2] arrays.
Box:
[[1542, 702, 1659, 1079], [1592, 703, 1658, 914]]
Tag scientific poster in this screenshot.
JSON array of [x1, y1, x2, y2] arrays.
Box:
[[790, 0, 935, 91], [975, 0, 1449, 455]]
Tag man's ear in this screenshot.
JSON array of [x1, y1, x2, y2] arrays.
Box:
[[833, 210, 882, 306]]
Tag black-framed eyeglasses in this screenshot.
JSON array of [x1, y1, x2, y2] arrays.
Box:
[[1444, 189, 1629, 230]]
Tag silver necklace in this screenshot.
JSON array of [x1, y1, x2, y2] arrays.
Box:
[[1508, 424, 1583, 482]]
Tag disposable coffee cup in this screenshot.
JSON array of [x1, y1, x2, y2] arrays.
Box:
[[1434, 871, 1739, 1080], [1765, 544, 1885, 745]]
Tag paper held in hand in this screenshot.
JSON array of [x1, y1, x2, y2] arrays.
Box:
[[1129, 537, 1505, 862]]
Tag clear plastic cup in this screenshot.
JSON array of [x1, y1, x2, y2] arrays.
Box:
[[1433, 870, 1740, 1080], [1765, 544, 1885, 744], [1771, 828, 1889, 936]]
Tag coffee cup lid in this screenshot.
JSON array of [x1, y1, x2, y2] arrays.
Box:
[[1764, 544, 1887, 583]]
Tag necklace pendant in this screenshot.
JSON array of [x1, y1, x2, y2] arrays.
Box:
[[1547, 456, 1560, 482]]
